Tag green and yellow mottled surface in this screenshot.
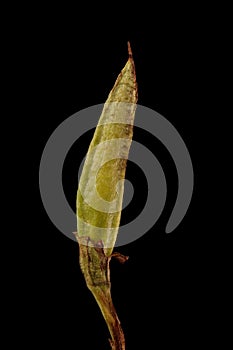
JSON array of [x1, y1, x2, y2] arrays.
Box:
[[76, 43, 137, 256]]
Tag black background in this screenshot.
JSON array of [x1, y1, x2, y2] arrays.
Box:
[[23, 8, 217, 349]]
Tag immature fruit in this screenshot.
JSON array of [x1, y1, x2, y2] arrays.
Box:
[[75, 43, 137, 350], [76, 42, 137, 255]]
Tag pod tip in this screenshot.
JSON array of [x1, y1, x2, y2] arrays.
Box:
[[127, 41, 133, 58]]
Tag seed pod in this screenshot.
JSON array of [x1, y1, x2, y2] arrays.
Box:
[[75, 42, 137, 350], [76, 42, 137, 255]]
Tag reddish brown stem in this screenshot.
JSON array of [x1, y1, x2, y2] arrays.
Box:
[[78, 237, 127, 349]]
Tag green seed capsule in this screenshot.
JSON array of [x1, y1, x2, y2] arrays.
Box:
[[76, 42, 137, 256]]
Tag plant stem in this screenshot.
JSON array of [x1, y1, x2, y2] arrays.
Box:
[[78, 237, 128, 349]]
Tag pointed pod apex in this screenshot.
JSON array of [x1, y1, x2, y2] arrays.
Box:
[[127, 41, 133, 58]]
